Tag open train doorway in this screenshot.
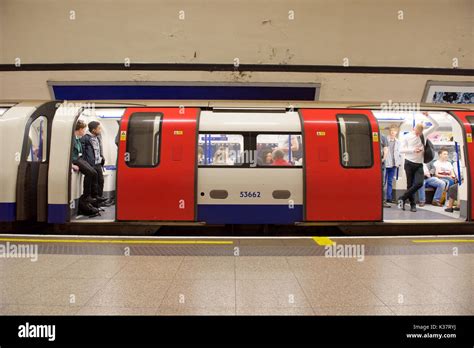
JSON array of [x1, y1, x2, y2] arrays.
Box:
[[374, 110, 470, 223], [16, 101, 59, 222], [69, 108, 123, 222]]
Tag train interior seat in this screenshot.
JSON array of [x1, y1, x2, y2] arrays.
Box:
[[70, 113, 119, 222], [375, 111, 468, 223]]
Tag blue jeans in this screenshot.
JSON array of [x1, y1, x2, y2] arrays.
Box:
[[440, 177, 455, 189], [418, 177, 447, 203], [385, 166, 397, 201]]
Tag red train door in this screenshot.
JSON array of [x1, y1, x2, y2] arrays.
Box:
[[452, 111, 474, 221], [301, 109, 382, 221], [117, 107, 199, 221]]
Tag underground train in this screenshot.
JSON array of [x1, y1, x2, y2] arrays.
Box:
[[0, 100, 473, 230]]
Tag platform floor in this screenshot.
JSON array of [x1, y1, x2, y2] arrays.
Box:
[[0, 235, 472, 315]]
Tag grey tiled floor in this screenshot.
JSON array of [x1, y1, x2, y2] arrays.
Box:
[[0, 239, 473, 315]]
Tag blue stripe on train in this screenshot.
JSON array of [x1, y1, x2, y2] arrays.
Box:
[[197, 204, 303, 224], [48, 204, 69, 224], [0, 202, 16, 222]]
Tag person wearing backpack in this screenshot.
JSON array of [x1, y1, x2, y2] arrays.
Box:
[[398, 112, 439, 212]]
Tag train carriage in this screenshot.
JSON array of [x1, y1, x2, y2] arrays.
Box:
[[1, 100, 473, 232]]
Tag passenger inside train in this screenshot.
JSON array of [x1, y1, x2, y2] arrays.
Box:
[[70, 108, 120, 221], [376, 110, 467, 222], [65, 108, 468, 223], [256, 134, 303, 166], [198, 133, 303, 166]]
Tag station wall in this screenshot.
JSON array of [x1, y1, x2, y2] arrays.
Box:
[[0, 0, 472, 100]]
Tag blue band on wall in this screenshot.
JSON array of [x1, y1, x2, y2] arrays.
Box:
[[51, 85, 317, 101]]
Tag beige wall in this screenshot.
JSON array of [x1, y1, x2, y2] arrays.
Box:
[[0, 0, 472, 101], [1, 0, 472, 67]]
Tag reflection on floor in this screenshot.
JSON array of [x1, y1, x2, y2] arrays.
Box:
[[383, 202, 465, 222], [0, 236, 472, 315], [74, 205, 116, 222]]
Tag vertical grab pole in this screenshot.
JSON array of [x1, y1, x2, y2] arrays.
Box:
[[455, 141, 462, 185], [288, 134, 292, 163]]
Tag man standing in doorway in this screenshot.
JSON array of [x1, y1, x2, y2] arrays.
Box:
[[398, 113, 439, 212], [81, 121, 107, 205]]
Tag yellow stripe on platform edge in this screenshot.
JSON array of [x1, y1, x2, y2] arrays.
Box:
[[312, 237, 334, 246], [0, 238, 233, 245], [412, 239, 474, 243]]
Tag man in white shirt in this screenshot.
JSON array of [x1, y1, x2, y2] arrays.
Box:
[[433, 148, 456, 189], [398, 112, 439, 212]]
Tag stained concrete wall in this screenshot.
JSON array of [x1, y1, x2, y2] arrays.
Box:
[[0, 0, 472, 100]]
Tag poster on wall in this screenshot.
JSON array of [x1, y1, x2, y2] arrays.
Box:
[[422, 81, 474, 104]]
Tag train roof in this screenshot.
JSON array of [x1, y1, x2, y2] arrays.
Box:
[[1, 100, 473, 111]]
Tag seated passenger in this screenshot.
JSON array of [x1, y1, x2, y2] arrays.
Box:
[[213, 146, 234, 165], [259, 149, 273, 166], [272, 149, 290, 166], [275, 135, 299, 161], [417, 163, 446, 207], [445, 184, 460, 213], [71, 120, 99, 204], [433, 148, 456, 190]]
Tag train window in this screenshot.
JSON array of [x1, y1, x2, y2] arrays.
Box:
[[26, 116, 47, 162], [337, 114, 373, 168], [256, 134, 303, 166], [198, 134, 244, 166], [0, 108, 9, 117], [467, 116, 474, 129], [126, 112, 162, 167]]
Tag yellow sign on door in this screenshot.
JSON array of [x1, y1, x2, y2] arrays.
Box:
[[120, 131, 126, 141]]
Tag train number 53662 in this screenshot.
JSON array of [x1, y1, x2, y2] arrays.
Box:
[[240, 191, 261, 198]]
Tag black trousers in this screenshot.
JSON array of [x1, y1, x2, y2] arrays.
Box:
[[401, 159, 424, 206], [73, 158, 98, 198], [92, 164, 104, 198]]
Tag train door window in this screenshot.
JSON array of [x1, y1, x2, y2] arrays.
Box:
[[26, 116, 48, 162], [198, 134, 244, 166], [467, 116, 474, 128], [337, 114, 373, 168], [126, 112, 162, 167], [0, 107, 9, 117], [256, 134, 303, 166]]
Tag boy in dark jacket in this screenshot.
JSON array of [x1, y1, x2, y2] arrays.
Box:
[[71, 120, 100, 204], [81, 121, 107, 204]]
